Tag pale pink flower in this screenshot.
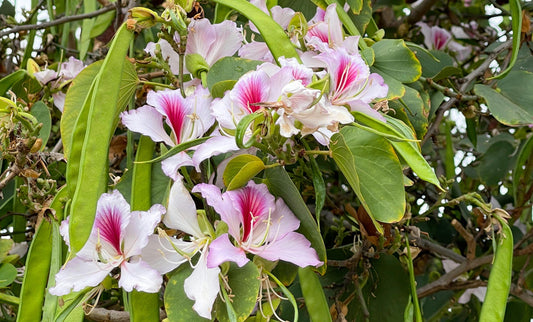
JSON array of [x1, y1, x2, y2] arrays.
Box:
[[417, 22, 452, 50], [145, 19, 242, 75], [142, 178, 220, 319], [49, 191, 166, 295], [120, 86, 214, 180], [193, 181, 323, 269], [305, 3, 359, 54]]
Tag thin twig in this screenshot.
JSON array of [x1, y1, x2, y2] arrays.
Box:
[[0, 5, 117, 38], [421, 40, 513, 145]]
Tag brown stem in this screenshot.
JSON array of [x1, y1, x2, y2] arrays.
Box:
[[0, 4, 117, 38], [451, 219, 476, 260]]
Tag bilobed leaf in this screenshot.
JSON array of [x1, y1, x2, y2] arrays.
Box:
[[264, 167, 327, 274], [513, 135, 533, 212], [331, 126, 405, 224], [30, 101, 52, 149], [215, 262, 261, 322], [79, 0, 97, 60], [206, 57, 262, 94], [164, 265, 210, 322], [90, 11, 116, 38], [474, 83, 533, 126], [372, 39, 422, 84], [223, 154, 265, 190], [347, 0, 363, 14]]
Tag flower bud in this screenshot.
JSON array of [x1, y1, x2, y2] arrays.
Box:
[[129, 7, 163, 29], [287, 12, 308, 40], [185, 53, 209, 79]]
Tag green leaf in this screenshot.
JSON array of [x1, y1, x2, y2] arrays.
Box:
[[264, 167, 327, 273], [137, 137, 210, 164], [480, 213, 513, 321], [90, 11, 116, 38], [0, 263, 17, 287], [331, 126, 405, 224], [30, 101, 52, 149], [211, 80, 237, 98], [212, 0, 301, 63], [372, 39, 422, 85], [68, 23, 135, 252], [0, 70, 26, 96], [214, 3, 234, 23], [349, 0, 372, 35], [215, 262, 261, 322], [79, 0, 97, 60], [206, 57, 262, 95], [390, 85, 429, 139], [223, 154, 266, 190], [489, 0, 521, 79], [298, 267, 332, 322], [164, 265, 210, 322], [513, 135, 533, 212], [347, 0, 363, 14], [0, 240, 13, 264], [474, 82, 533, 126]]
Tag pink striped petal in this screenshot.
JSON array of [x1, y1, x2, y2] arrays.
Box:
[[147, 90, 192, 145], [230, 70, 271, 114], [207, 233, 248, 268], [119, 259, 163, 293]]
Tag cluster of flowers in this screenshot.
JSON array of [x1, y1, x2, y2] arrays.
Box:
[[49, 1, 396, 319]]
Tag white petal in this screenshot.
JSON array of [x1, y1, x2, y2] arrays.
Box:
[[49, 257, 113, 296], [191, 135, 240, 171], [52, 92, 66, 112], [184, 252, 221, 319], [164, 178, 203, 238], [161, 152, 194, 181], [122, 204, 165, 257], [141, 235, 192, 274], [120, 106, 174, 146], [119, 258, 163, 293]]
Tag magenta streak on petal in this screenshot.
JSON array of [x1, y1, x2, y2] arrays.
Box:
[[333, 55, 357, 102], [236, 186, 267, 242], [96, 208, 123, 254], [161, 95, 187, 144], [237, 76, 264, 113], [307, 26, 328, 43], [433, 31, 448, 50]]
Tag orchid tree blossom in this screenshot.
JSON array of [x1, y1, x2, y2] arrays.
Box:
[[193, 181, 323, 269], [121, 86, 214, 180], [141, 178, 220, 319], [34, 56, 85, 111], [49, 190, 166, 295], [305, 3, 359, 54], [417, 22, 472, 61], [145, 18, 243, 75], [316, 47, 388, 121]]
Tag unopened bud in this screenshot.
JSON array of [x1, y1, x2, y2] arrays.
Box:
[[185, 53, 209, 79], [30, 138, 42, 153], [26, 58, 40, 77], [129, 7, 162, 29], [287, 12, 308, 40]]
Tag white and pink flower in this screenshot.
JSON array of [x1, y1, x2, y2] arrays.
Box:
[[49, 190, 166, 295], [120, 86, 214, 180], [193, 181, 323, 268]]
